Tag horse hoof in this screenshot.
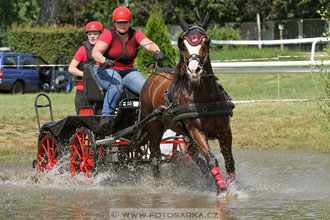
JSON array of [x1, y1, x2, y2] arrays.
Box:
[[216, 181, 228, 196], [226, 172, 236, 184], [216, 187, 227, 196], [152, 165, 160, 179]]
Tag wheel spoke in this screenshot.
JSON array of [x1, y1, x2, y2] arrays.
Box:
[[38, 165, 44, 171], [72, 143, 82, 160], [52, 147, 58, 160], [78, 133, 86, 160], [39, 155, 48, 164], [51, 139, 56, 159], [86, 159, 94, 167], [51, 159, 58, 167], [41, 143, 47, 155], [71, 128, 96, 178], [86, 150, 92, 161], [46, 138, 50, 159], [85, 166, 92, 178]]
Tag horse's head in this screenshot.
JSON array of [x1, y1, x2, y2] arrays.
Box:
[[177, 13, 211, 83]]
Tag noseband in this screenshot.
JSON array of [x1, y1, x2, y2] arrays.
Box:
[[184, 51, 208, 68], [179, 26, 210, 74]]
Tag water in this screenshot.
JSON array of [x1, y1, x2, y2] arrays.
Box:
[[0, 149, 329, 219]]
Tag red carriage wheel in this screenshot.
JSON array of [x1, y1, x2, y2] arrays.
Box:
[[71, 127, 97, 178], [37, 134, 58, 172]]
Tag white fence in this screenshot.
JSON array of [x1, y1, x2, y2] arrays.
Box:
[[172, 37, 330, 68]]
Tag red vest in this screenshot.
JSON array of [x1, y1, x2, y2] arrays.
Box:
[[105, 26, 138, 66]]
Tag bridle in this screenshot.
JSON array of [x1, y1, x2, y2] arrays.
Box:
[[178, 25, 210, 72]]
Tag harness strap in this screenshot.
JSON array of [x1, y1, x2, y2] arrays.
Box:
[[165, 81, 178, 108], [167, 101, 233, 122]]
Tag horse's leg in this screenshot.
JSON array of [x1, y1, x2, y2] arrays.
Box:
[[187, 141, 209, 175], [189, 127, 227, 195], [218, 128, 235, 183], [145, 121, 164, 179]]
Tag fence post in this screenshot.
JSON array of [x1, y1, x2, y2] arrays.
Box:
[[278, 24, 284, 51], [311, 39, 319, 62], [277, 55, 280, 99], [257, 13, 262, 49]]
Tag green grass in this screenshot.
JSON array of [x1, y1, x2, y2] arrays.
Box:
[[217, 72, 326, 100], [224, 101, 329, 153], [209, 47, 326, 61], [0, 92, 75, 157]]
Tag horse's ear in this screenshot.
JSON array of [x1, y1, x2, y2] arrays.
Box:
[[201, 12, 210, 31], [178, 15, 189, 30]]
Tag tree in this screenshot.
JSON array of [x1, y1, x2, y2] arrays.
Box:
[[0, 0, 39, 30], [136, 8, 176, 69], [0, 0, 40, 46], [35, 0, 59, 26], [57, 0, 91, 26], [82, 0, 119, 27]]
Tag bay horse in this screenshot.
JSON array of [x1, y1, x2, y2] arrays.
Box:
[[140, 13, 235, 195]]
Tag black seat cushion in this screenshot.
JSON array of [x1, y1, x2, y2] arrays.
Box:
[[83, 64, 104, 103]]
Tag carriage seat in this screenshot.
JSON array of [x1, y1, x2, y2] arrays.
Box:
[[81, 64, 104, 115], [82, 64, 139, 115], [83, 64, 104, 103]]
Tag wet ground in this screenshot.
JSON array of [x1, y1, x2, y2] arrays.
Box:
[[0, 149, 329, 219]]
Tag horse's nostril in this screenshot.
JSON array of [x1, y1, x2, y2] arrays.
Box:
[[196, 67, 201, 73]]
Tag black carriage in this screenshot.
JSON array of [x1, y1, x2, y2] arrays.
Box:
[[33, 64, 188, 178]]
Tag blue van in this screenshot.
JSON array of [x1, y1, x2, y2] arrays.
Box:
[[0, 52, 73, 94]]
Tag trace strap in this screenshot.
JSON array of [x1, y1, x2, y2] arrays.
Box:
[[166, 101, 233, 122]]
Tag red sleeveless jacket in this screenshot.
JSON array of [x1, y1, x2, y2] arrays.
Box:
[[97, 26, 147, 70]]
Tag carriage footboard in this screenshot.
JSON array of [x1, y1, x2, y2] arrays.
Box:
[[95, 106, 165, 145]]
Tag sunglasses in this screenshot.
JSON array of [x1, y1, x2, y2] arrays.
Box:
[[115, 21, 130, 25], [87, 33, 100, 37]]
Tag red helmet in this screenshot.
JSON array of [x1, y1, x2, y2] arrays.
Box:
[[86, 21, 103, 33], [112, 7, 132, 22]]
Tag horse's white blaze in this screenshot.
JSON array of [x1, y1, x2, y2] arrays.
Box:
[[184, 40, 201, 55], [184, 40, 202, 80]]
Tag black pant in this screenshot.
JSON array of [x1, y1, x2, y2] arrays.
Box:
[[75, 89, 87, 114]]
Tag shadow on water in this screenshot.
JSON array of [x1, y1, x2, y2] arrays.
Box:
[[0, 149, 329, 219]]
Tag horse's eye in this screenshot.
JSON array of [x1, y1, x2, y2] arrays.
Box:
[[203, 38, 210, 46]]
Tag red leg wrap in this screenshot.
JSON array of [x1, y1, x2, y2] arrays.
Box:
[[211, 167, 228, 195]]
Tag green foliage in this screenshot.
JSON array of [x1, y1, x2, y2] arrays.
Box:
[[0, 0, 40, 46], [57, 0, 119, 27], [82, 0, 118, 27], [207, 26, 241, 50], [136, 8, 176, 69], [7, 24, 86, 64], [316, 7, 330, 122]]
